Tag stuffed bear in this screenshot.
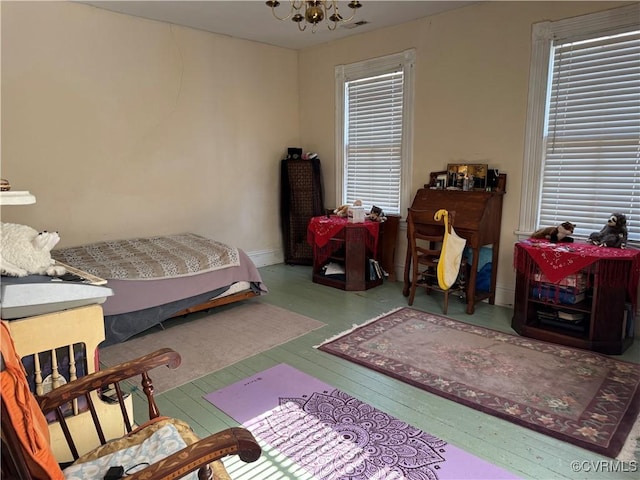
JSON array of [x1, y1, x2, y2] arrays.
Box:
[[588, 213, 628, 248], [333, 205, 350, 217], [531, 221, 576, 243], [367, 205, 387, 223], [0, 222, 66, 277], [334, 200, 364, 218]]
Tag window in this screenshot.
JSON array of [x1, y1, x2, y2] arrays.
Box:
[[335, 49, 415, 216], [519, 4, 640, 244]]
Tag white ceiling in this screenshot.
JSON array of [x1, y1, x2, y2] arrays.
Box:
[[80, 1, 479, 50]]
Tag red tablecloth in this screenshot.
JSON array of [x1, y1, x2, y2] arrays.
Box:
[[514, 239, 640, 305], [307, 216, 380, 266]]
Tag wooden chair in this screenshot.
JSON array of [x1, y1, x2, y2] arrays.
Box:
[[405, 208, 459, 313], [0, 321, 261, 480]]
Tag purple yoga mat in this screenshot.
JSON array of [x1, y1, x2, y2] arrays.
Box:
[[205, 364, 519, 480]]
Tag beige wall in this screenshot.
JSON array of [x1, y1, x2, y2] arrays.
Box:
[[1, 1, 299, 257], [1, 1, 631, 305], [298, 1, 630, 306]]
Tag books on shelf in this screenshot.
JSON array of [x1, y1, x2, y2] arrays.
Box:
[[622, 303, 635, 339], [536, 309, 587, 332], [323, 262, 345, 276], [533, 272, 587, 289], [536, 310, 556, 320], [368, 258, 383, 281], [557, 310, 586, 322], [539, 316, 587, 333], [532, 285, 586, 304]]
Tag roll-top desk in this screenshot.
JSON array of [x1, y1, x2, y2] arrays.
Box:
[[403, 187, 505, 314]]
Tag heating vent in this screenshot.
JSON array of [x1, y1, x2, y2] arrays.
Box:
[[342, 20, 369, 29]]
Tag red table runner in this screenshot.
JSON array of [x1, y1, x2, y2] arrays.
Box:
[[307, 216, 380, 267]]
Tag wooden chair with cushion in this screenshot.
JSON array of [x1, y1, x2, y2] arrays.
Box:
[[405, 208, 460, 313], [0, 321, 261, 480]]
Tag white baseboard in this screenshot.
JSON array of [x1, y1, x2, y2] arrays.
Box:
[[494, 285, 515, 309], [246, 248, 283, 268]]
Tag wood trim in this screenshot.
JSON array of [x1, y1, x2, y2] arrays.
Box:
[[170, 290, 259, 318]]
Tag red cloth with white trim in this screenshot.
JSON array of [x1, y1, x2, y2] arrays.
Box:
[[307, 216, 379, 267]]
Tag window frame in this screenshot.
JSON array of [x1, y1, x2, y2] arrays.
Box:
[[517, 3, 640, 241], [334, 49, 415, 217]]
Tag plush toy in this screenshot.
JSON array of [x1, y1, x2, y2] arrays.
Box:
[[367, 205, 387, 222], [0, 222, 66, 277], [531, 222, 576, 243], [334, 200, 364, 218], [333, 205, 350, 217], [588, 213, 628, 248]]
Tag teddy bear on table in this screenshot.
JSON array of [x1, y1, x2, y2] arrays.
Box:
[[0, 222, 66, 277], [587, 213, 628, 248], [531, 221, 576, 243], [367, 205, 387, 223], [333, 205, 350, 217], [334, 199, 364, 218]]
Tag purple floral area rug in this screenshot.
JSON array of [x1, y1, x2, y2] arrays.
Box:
[[204, 363, 518, 479], [317, 307, 640, 460]]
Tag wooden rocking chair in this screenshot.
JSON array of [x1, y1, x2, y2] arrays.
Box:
[[0, 321, 261, 480]]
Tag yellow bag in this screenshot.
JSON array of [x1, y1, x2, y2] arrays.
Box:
[[435, 209, 467, 290]]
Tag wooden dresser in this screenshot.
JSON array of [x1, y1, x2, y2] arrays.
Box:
[[403, 188, 505, 314]]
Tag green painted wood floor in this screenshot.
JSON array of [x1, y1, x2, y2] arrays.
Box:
[[130, 263, 640, 480]]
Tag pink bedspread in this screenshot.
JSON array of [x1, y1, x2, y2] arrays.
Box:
[[101, 248, 265, 316]]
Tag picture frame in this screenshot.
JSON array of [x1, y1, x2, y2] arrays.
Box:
[[446, 163, 488, 190], [428, 170, 447, 189], [496, 173, 507, 193]]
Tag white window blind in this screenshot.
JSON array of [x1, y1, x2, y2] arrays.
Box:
[[539, 30, 640, 242], [344, 70, 404, 214]]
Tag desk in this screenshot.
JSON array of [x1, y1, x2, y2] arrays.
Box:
[[512, 240, 640, 354], [308, 216, 381, 291], [403, 188, 504, 314]]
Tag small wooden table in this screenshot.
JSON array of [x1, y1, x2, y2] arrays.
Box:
[[308, 216, 381, 291]]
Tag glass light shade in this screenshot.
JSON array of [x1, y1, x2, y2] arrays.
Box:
[[305, 5, 324, 24]]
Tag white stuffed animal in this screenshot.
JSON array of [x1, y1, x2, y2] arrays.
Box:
[[0, 222, 66, 277]]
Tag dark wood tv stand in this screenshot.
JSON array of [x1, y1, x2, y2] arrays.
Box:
[[511, 242, 638, 354]]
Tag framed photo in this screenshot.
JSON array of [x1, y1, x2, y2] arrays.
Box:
[[496, 173, 507, 193], [428, 170, 447, 189], [446, 163, 488, 190]]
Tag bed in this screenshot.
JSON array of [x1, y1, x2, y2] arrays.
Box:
[[51, 233, 267, 346]]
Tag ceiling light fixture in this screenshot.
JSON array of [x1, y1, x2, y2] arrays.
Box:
[[265, 1, 363, 33]]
